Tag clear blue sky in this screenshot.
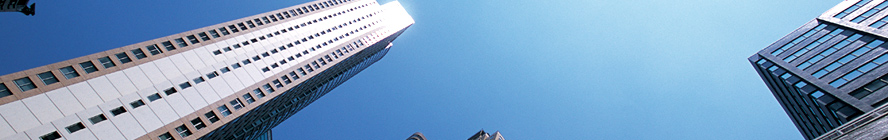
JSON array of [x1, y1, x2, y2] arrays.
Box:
[[0, 0, 840, 139]]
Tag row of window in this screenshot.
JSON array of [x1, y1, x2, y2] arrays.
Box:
[[812, 39, 884, 79], [851, 1, 888, 23], [757, 59, 848, 136], [835, 0, 873, 19], [784, 27, 844, 63], [159, 31, 372, 140], [831, 51, 888, 87], [27, 1, 370, 140], [212, 8, 376, 59], [0, 0, 365, 101], [772, 24, 828, 56], [798, 33, 863, 70]]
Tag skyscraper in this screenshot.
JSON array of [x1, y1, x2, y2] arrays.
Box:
[[749, 0, 888, 139], [0, 0, 413, 140]]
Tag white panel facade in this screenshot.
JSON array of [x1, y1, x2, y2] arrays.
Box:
[[52, 115, 98, 140], [44, 88, 84, 116], [105, 71, 138, 96], [23, 123, 61, 140], [77, 107, 125, 140], [123, 66, 154, 90], [67, 83, 103, 110], [21, 94, 64, 124], [0, 115, 16, 139], [86, 76, 122, 102], [0, 101, 40, 132], [98, 99, 146, 139]]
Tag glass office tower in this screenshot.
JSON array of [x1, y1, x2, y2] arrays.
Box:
[[750, 0, 888, 139], [0, 0, 413, 139]]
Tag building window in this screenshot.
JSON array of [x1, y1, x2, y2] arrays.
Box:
[[230, 99, 244, 110], [175, 38, 189, 47], [282, 75, 293, 84], [206, 72, 219, 79], [835, 0, 874, 18], [115, 52, 133, 64], [162, 41, 176, 51], [304, 65, 314, 72], [252, 88, 266, 98], [158, 132, 174, 140], [261, 67, 270, 72], [65, 123, 86, 133], [246, 20, 256, 28], [175, 125, 192, 137], [271, 63, 279, 68], [39, 131, 61, 140], [193, 77, 206, 84], [37, 71, 59, 85], [110, 106, 127, 116], [198, 33, 211, 41], [232, 44, 241, 49], [58, 66, 80, 79], [209, 30, 221, 38], [179, 82, 192, 89], [254, 19, 264, 25], [253, 56, 261, 61], [98, 56, 116, 68], [213, 50, 222, 55], [146, 44, 163, 55], [242, 59, 252, 65], [187, 35, 200, 44], [89, 114, 107, 124], [237, 23, 248, 30], [231, 63, 242, 69], [79, 61, 99, 73], [242, 94, 255, 104], [204, 111, 220, 123], [148, 93, 162, 101], [218, 105, 232, 116], [263, 84, 275, 93], [223, 47, 232, 52], [0, 83, 11, 98], [131, 48, 148, 59], [14, 77, 36, 92], [220, 67, 231, 73], [164, 87, 178, 95], [190, 118, 206, 130], [272, 80, 283, 88]]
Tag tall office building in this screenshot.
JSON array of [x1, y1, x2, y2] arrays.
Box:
[[467, 130, 504, 140], [0, 0, 413, 140], [749, 0, 888, 139]]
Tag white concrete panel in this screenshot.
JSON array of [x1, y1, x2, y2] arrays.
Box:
[[106, 71, 138, 96], [87, 76, 122, 102], [128, 99, 163, 132], [67, 83, 103, 109], [154, 58, 184, 80], [24, 123, 64, 140], [52, 115, 97, 140], [182, 51, 208, 71], [77, 107, 124, 140], [221, 73, 246, 92], [0, 101, 40, 132], [101, 101, 146, 140], [207, 76, 235, 98], [45, 88, 84, 116], [140, 88, 179, 124], [139, 62, 169, 85], [21, 94, 64, 124], [180, 87, 209, 111], [122, 67, 153, 90], [164, 90, 196, 117], [1, 133, 27, 140], [193, 82, 221, 105], [0, 115, 16, 139], [194, 47, 219, 67], [169, 54, 197, 75]]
